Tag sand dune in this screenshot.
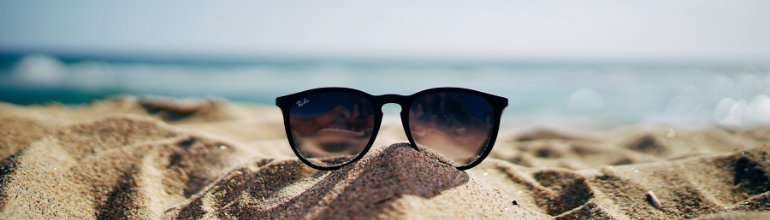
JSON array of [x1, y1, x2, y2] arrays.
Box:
[[1, 97, 768, 219]]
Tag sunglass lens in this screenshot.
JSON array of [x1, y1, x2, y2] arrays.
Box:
[[408, 92, 495, 167], [289, 92, 375, 167]]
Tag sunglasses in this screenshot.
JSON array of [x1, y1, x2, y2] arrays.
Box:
[[276, 87, 508, 170]]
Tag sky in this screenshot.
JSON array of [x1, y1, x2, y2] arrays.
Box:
[[1, 0, 770, 63]]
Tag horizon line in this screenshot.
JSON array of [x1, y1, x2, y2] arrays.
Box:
[[1, 46, 769, 67]]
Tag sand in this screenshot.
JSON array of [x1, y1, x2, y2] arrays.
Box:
[[0, 96, 769, 219]]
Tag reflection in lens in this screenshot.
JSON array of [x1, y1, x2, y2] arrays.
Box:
[[289, 92, 375, 167], [409, 92, 494, 166]]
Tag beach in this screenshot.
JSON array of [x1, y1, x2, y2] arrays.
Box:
[[1, 96, 769, 219]]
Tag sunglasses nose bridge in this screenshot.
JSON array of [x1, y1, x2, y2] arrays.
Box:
[[377, 94, 408, 107]]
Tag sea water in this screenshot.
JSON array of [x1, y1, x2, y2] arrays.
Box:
[[1, 54, 769, 128]]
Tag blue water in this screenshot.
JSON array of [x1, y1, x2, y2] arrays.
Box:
[[1, 53, 769, 128]]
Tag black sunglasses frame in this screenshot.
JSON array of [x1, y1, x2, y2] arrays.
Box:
[[276, 87, 508, 170]]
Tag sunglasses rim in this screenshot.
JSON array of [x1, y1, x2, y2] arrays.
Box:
[[276, 87, 508, 170]]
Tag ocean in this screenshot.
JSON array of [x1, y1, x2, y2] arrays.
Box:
[[1, 53, 769, 128]]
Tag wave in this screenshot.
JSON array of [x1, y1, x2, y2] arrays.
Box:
[[1, 54, 769, 127]]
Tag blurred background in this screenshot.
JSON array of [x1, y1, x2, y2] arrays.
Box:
[[1, 1, 769, 128]]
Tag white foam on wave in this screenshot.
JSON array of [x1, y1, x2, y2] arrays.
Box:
[[568, 88, 604, 114], [713, 95, 770, 127], [10, 55, 69, 86]]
